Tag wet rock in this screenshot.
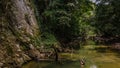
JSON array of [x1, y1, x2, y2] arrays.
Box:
[[29, 44, 35, 50], [90, 65, 97, 68], [22, 54, 31, 62], [0, 62, 3, 67], [16, 44, 22, 51], [28, 49, 41, 60]]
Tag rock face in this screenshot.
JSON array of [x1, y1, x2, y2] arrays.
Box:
[[0, 0, 41, 67]]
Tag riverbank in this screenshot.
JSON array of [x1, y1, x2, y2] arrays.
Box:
[[22, 45, 120, 68]]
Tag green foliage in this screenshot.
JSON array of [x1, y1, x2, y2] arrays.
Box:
[[95, 0, 120, 37], [31, 35, 41, 47], [33, 0, 96, 48], [41, 32, 58, 45], [77, 0, 95, 39], [35, 0, 81, 45]]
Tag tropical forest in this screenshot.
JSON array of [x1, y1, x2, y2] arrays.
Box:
[[0, 0, 120, 68]]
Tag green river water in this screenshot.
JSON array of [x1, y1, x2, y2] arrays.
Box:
[[22, 45, 120, 68]]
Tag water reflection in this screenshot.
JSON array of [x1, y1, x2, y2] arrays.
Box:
[[22, 45, 120, 68]]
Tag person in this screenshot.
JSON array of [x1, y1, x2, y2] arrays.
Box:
[[80, 59, 85, 65], [80, 58, 85, 68]]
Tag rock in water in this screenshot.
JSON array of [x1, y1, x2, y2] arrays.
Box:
[[90, 65, 97, 68]]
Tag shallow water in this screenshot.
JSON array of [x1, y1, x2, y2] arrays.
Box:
[[22, 45, 120, 68]]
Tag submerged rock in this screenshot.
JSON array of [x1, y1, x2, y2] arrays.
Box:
[[90, 65, 97, 68]]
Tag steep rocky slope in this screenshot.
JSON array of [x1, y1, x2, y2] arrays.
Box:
[[0, 0, 41, 67]]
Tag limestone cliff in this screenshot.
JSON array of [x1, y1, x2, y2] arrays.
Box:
[[0, 0, 41, 67]]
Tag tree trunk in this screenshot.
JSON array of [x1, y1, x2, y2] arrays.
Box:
[[52, 45, 59, 62]]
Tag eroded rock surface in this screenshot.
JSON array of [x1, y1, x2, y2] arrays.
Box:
[[0, 0, 41, 67]]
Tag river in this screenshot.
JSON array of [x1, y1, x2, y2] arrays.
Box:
[[22, 45, 120, 68]]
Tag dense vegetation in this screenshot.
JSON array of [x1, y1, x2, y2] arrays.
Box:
[[33, 0, 95, 49], [33, 0, 120, 47], [94, 0, 120, 43], [12, 0, 120, 49], [0, 0, 120, 67]]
